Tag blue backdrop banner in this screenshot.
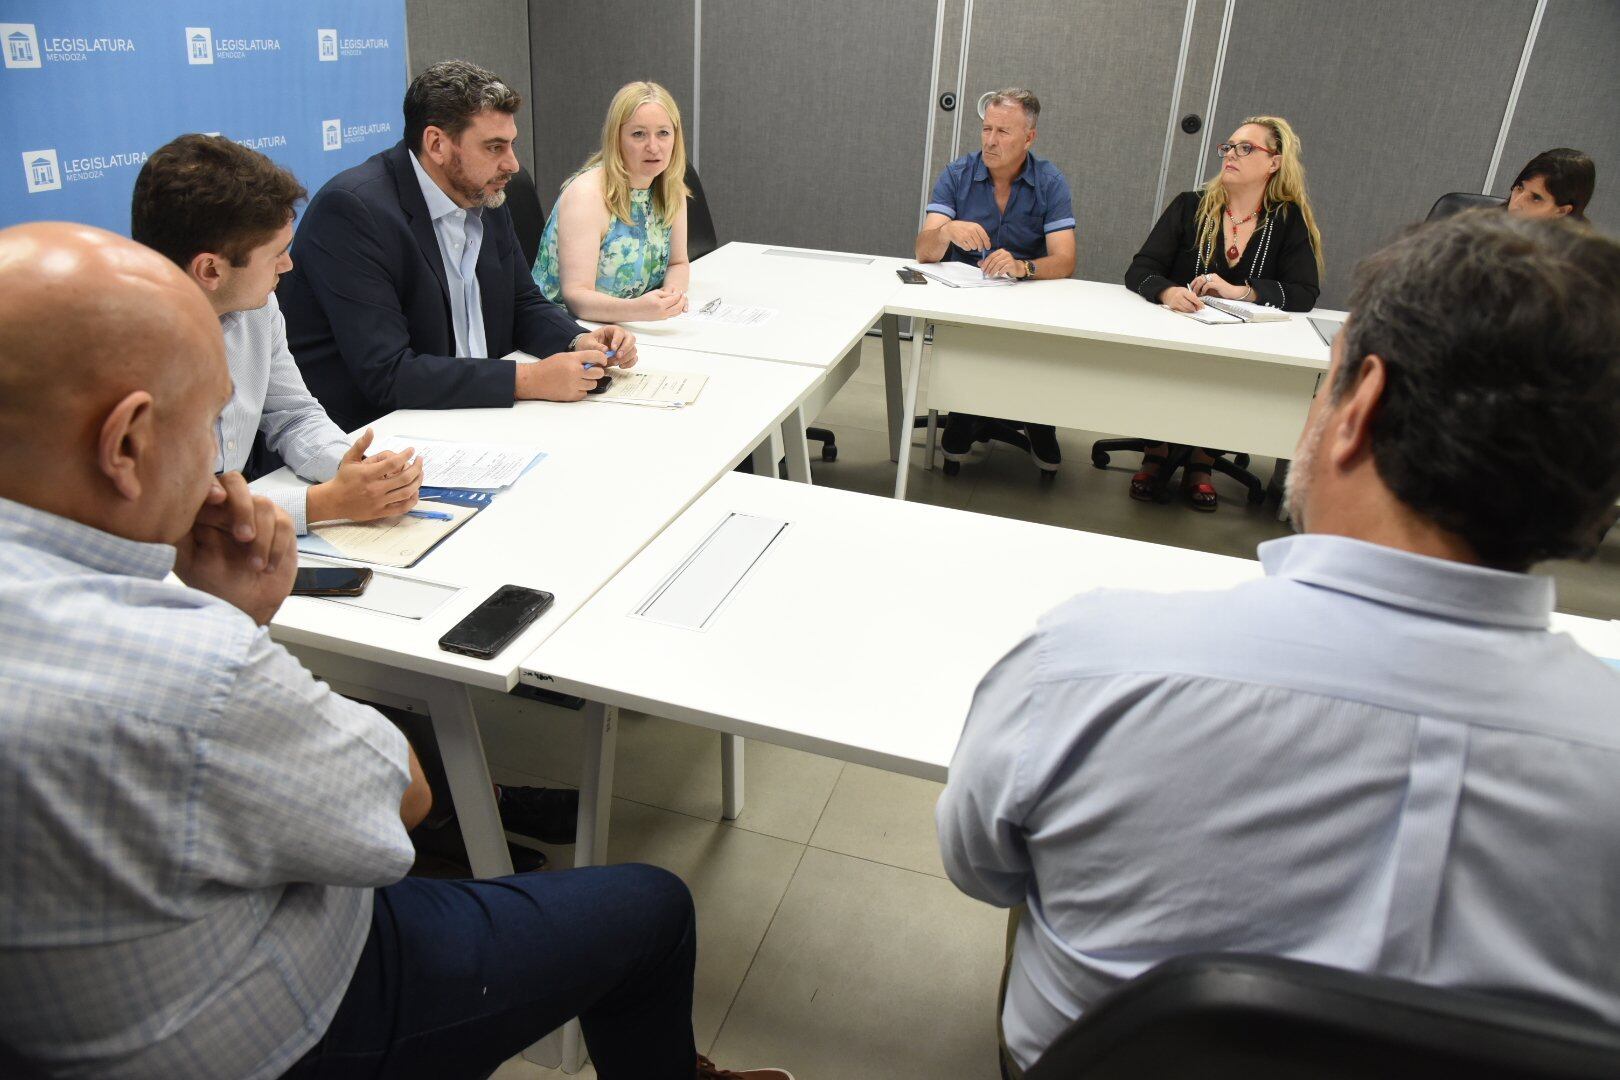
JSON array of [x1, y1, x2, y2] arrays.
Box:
[[1, 0, 407, 235]]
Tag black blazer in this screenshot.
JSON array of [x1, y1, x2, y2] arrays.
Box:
[[1125, 190, 1321, 312], [278, 140, 585, 432]]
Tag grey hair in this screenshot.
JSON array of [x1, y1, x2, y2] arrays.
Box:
[[981, 87, 1040, 127], [404, 59, 522, 151]]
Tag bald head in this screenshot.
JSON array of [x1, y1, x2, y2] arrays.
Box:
[[0, 222, 230, 541]]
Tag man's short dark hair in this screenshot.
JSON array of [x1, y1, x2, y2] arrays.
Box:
[[404, 59, 523, 153], [1336, 211, 1620, 571], [131, 134, 306, 268]]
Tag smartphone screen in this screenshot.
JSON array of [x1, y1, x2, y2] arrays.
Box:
[[292, 567, 372, 596], [438, 585, 555, 660]]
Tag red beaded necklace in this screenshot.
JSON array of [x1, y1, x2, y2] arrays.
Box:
[[1224, 203, 1261, 262]]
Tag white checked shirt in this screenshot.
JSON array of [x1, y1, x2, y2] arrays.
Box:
[[217, 294, 350, 533], [939, 534, 1620, 1071], [0, 497, 417, 1079], [409, 149, 488, 359]]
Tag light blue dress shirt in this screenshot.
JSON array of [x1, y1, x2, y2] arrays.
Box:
[[409, 149, 488, 359], [217, 294, 350, 533], [937, 534, 1620, 1071], [0, 497, 417, 1079]]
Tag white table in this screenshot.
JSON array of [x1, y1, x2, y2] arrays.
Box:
[[256, 346, 820, 879], [884, 278, 1336, 500], [622, 242, 914, 461]]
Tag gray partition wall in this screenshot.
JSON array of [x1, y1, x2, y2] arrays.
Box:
[[1491, 0, 1618, 230], [528, 1, 695, 207], [1205, 0, 1535, 306], [700, 0, 939, 256], [407, 0, 537, 174]]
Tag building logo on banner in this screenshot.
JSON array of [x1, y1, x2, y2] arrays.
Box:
[[186, 25, 280, 64], [185, 27, 213, 64], [22, 149, 60, 193], [322, 120, 342, 151], [4, 22, 135, 67], [323, 117, 393, 151], [20, 145, 146, 192], [3, 24, 40, 68], [315, 28, 393, 60]]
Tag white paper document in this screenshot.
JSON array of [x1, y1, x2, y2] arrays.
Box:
[[634, 513, 789, 631], [677, 301, 778, 326], [588, 369, 707, 408], [371, 436, 543, 490], [1176, 304, 1244, 325], [1202, 297, 1290, 323], [914, 261, 1014, 289]]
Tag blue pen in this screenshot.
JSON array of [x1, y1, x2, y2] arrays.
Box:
[[407, 508, 452, 521]]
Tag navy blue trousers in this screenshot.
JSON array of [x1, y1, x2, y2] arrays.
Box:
[[284, 864, 698, 1080]]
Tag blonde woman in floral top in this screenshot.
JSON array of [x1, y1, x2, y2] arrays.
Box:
[[533, 81, 691, 322]]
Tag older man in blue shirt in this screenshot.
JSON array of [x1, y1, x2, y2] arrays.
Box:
[[916, 87, 1077, 476], [938, 213, 1620, 1076]]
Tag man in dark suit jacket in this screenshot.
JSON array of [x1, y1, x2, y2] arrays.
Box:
[[278, 60, 637, 433]]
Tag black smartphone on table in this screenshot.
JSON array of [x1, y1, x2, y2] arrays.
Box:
[[438, 584, 555, 660], [292, 566, 372, 597], [896, 267, 927, 285]]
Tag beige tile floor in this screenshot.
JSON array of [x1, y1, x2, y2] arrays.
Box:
[[485, 333, 1619, 1079]]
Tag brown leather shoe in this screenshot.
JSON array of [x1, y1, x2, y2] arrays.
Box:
[[695, 1053, 795, 1080]]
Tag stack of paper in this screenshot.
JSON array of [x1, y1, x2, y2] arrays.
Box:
[[913, 261, 1014, 289], [587, 369, 707, 409], [1202, 298, 1290, 323], [677, 301, 777, 326], [370, 436, 545, 491]]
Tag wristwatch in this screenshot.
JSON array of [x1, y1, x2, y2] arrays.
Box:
[[569, 332, 589, 351], [1021, 259, 1036, 280]]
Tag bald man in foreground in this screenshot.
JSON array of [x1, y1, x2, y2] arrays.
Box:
[[0, 225, 791, 1080]]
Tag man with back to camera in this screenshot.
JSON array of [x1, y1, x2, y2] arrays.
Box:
[[936, 212, 1620, 1076], [915, 87, 1077, 477], [278, 59, 638, 434], [0, 222, 793, 1080], [131, 133, 423, 534]]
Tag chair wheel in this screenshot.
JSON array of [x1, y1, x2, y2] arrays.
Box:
[[1038, 470, 1057, 483], [943, 459, 960, 477], [821, 445, 837, 462], [1091, 452, 1111, 468], [1246, 486, 1267, 506]]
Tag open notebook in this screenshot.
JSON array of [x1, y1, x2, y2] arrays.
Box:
[[1177, 297, 1290, 324]]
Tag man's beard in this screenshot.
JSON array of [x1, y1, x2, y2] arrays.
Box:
[[1283, 407, 1328, 532], [446, 150, 506, 208]]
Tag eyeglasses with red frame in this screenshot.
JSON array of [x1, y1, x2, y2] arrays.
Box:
[[1216, 141, 1278, 159]]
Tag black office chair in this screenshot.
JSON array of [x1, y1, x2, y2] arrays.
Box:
[[1426, 191, 1507, 221], [1022, 953, 1620, 1080], [505, 166, 547, 269], [685, 162, 837, 463], [1090, 440, 1268, 506]]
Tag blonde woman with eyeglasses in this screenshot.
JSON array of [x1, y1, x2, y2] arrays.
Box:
[[1124, 115, 1324, 510], [533, 81, 691, 323]]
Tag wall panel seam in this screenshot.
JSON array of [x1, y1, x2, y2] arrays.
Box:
[[1483, 0, 1546, 194], [1194, 0, 1235, 188], [1154, 0, 1198, 222]]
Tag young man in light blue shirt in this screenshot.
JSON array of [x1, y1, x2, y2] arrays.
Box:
[[132, 134, 422, 535], [938, 213, 1620, 1076]]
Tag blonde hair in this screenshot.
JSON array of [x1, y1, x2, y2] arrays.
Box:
[[1195, 115, 1324, 277], [576, 81, 689, 227]]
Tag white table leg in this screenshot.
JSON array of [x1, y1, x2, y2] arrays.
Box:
[[893, 319, 928, 500], [721, 732, 745, 820], [524, 700, 618, 1075], [882, 313, 903, 463], [422, 679, 513, 879], [925, 409, 939, 471], [781, 404, 813, 485], [748, 436, 778, 478]]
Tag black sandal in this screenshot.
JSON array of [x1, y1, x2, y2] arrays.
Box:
[[1129, 453, 1169, 501], [1183, 461, 1217, 512]]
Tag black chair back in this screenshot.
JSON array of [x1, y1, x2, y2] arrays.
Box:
[[1426, 191, 1507, 222], [505, 167, 547, 268], [1024, 953, 1620, 1080], [685, 162, 720, 261]]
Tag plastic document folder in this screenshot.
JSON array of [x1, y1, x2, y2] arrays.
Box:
[[633, 513, 790, 631], [299, 502, 480, 569], [296, 557, 461, 620]]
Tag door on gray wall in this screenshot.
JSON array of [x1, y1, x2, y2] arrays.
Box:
[[1198, 0, 1536, 308], [956, 0, 1195, 283]]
